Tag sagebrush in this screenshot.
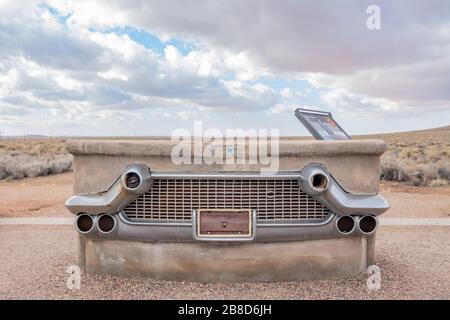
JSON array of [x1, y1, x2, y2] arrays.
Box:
[[0, 139, 72, 180], [359, 126, 450, 186]]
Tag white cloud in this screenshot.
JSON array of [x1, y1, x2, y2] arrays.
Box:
[[280, 88, 304, 100], [163, 45, 224, 78], [1, 0, 449, 135], [320, 89, 396, 115], [308, 55, 450, 109], [224, 51, 264, 81], [267, 104, 297, 115], [175, 111, 203, 121], [0, 1, 285, 134], [46, 0, 450, 109]]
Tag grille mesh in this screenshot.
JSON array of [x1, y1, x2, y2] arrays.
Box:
[[123, 177, 331, 223]]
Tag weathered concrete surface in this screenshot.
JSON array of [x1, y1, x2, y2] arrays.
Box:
[[67, 139, 385, 194], [84, 237, 368, 282], [366, 235, 376, 266], [66, 139, 387, 157]]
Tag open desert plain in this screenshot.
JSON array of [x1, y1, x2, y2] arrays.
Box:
[[0, 127, 449, 299]]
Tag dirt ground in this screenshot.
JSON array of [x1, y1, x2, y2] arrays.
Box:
[[380, 182, 450, 218], [1, 173, 449, 218], [0, 173, 72, 218]]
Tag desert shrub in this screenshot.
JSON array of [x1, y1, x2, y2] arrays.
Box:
[[437, 163, 450, 180], [380, 157, 450, 186], [429, 179, 449, 187], [378, 130, 450, 186], [0, 141, 73, 181], [380, 156, 409, 182], [408, 163, 439, 186]]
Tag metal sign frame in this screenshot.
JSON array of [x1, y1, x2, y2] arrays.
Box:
[[294, 107, 351, 140]]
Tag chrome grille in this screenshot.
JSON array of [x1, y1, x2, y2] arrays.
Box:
[[122, 176, 332, 223]]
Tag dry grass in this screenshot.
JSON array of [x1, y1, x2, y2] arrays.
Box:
[[1, 126, 449, 186], [0, 139, 72, 180], [357, 126, 450, 186]]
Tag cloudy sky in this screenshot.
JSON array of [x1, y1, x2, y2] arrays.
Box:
[[0, 0, 449, 136]]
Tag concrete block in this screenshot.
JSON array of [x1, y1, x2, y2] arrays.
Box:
[[84, 237, 368, 282]]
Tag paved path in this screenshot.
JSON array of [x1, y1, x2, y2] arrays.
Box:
[[1, 217, 450, 226], [380, 218, 450, 226], [0, 217, 74, 225]]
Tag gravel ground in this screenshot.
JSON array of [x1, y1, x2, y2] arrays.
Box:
[[0, 225, 449, 299]]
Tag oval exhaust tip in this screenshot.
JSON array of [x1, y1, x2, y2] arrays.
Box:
[[358, 215, 378, 235], [97, 214, 116, 233], [124, 172, 141, 189], [76, 214, 94, 233], [336, 215, 356, 235]]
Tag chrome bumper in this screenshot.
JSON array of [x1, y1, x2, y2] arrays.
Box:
[[75, 211, 377, 242]]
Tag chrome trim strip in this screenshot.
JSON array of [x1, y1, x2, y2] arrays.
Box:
[[118, 210, 334, 227], [118, 211, 191, 227], [151, 171, 302, 179], [256, 213, 334, 227], [81, 212, 354, 242]]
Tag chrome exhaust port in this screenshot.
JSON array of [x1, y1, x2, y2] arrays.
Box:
[[75, 213, 95, 234], [357, 215, 378, 235], [310, 172, 329, 192], [336, 215, 356, 235], [97, 214, 116, 234]]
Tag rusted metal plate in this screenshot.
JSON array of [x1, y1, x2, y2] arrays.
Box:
[[197, 209, 252, 237]]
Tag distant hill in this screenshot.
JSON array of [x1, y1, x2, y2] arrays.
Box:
[[1, 125, 449, 140], [356, 125, 450, 140]]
